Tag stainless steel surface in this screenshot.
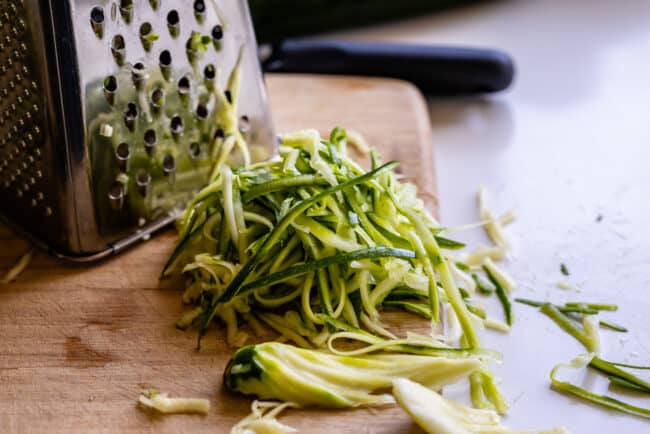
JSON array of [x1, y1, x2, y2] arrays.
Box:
[[0, 0, 275, 259]]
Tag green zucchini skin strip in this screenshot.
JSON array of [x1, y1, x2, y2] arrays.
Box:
[[589, 357, 650, 393], [240, 247, 416, 293], [540, 303, 598, 352], [602, 360, 650, 370], [484, 265, 513, 326], [515, 298, 626, 331], [565, 302, 618, 311], [242, 175, 329, 203], [598, 319, 628, 332], [433, 236, 466, 250], [382, 300, 432, 319], [197, 161, 399, 348], [551, 363, 650, 419], [609, 376, 650, 393], [552, 378, 650, 419], [515, 298, 599, 315]]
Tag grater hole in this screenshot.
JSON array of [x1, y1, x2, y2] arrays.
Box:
[[116, 142, 130, 170], [150, 88, 165, 113], [162, 155, 176, 175], [189, 141, 201, 159], [214, 128, 225, 140], [159, 50, 172, 80], [194, 1, 206, 13], [111, 35, 126, 65], [204, 64, 216, 90], [132, 62, 145, 88], [211, 25, 223, 41], [136, 169, 151, 196], [140, 22, 153, 37], [108, 182, 125, 210], [90, 6, 104, 38], [103, 75, 117, 105], [170, 116, 183, 136], [167, 10, 180, 25], [149, 0, 159, 11], [119, 0, 133, 23], [112, 35, 125, 50], [194, 0, 206, 23], [224, 90, 232, 104], [90, 6, 105, 23], [196, 103, 208, 121], [178, 76, 191, 103], [135, 169, 151, 191], [139, 22, 155, 51], [124, 103, 138, 131], [144, 129, 157, 154], [167, 10, 180, 37]]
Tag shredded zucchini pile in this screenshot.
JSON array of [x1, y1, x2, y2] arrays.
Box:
[[164, 127, 512, 412]]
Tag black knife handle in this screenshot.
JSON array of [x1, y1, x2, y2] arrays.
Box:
[[263, 39, 515, 95]]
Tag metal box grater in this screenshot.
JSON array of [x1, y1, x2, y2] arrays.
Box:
[[0, 0, 274, 260]]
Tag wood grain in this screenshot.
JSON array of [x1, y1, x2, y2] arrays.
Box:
[[0, 74, 435, 433]]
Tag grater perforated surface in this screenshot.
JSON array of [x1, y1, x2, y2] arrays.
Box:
[[0, 0, 61, 243], [0, 0, 274, 258]]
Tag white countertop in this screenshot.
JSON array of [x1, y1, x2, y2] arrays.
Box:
[[335, 1, 650, 432]]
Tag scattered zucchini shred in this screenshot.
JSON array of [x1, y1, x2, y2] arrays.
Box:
[[138, 389, 210, 415], [551, 354, 650, 419], [230, 401, 298, 434], [223, 342, 483, 408], [392, 378, 570, 434], [1, 248, 33, 284]]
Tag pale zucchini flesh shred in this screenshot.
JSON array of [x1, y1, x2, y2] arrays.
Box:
[[138, 390, 210, 415], [230, 401, 298, 434], [392, 378, 570, 434]]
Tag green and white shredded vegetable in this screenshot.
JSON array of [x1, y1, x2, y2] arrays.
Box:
[[393, 378, 569, 434], [164, 127, 515, 412], [230, 400, 298, 434], [224, 342, 483, 408], [138, 389, 210, 415], [154, 118, 648, 428], [550, 354, 650, 419]]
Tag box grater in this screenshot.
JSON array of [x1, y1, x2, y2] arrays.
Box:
[[0, 0, 274, 260]]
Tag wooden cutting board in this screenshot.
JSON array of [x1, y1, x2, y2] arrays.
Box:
[[0, 74, 436, 434]]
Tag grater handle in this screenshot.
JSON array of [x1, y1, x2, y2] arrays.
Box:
[[263, 39, 515, 95]]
